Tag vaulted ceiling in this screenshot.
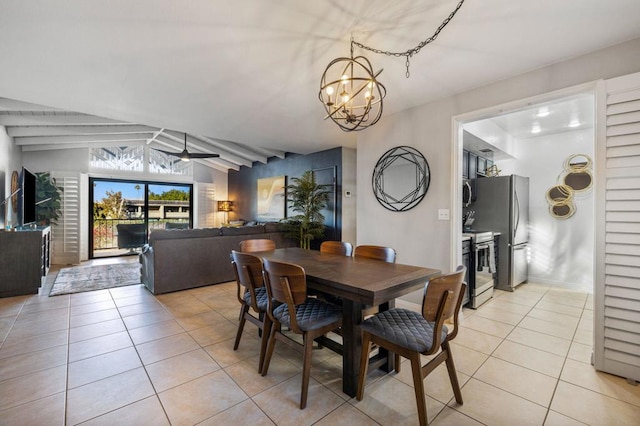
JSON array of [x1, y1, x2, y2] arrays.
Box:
[[1, 0, 640, 171]]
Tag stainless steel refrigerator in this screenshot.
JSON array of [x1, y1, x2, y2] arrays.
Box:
[[469, 175, 529, 291]]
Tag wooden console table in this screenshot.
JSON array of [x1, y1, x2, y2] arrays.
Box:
[[0, 226, 51, 297]]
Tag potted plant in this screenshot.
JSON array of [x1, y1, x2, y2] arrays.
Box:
[[35, 172, 63, 225], [281, 170, 330, 249]]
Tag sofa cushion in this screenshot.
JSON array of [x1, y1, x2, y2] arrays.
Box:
[[149, 228, 220, 243], [264, 222, 285, 233], [220, 225, 265, 236]]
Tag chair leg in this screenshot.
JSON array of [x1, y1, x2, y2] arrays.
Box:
[[258, 316, 271, 374], [356, 332, 372, 401], [261, 322, 280, 377], [442, 341, 463, 404], [395, 353, 401, 373], [409, 352, 428, 426], [300, 333, 314, 409], [233, 304, 249, 350]]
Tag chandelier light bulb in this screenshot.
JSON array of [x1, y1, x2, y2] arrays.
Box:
[[341, 92, 350, 103], [325, 86, 335, 96], [341, 75, 349, 84], [365, 91, 372, 100]]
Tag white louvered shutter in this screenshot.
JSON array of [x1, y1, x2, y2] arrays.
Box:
[[50, 171, 81, 265], [195, 183, 216, 228], [596, 72, 640, 382]]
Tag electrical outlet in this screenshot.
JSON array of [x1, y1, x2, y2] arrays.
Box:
[[438, 209, 450, 220]]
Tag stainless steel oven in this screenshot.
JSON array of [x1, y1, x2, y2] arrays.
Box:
[[466, 231, 494, 308]]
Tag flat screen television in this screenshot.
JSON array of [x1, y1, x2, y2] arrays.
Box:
[[20, 167, 37, 226]]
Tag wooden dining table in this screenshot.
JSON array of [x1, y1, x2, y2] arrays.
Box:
[[253, 247, 441, 397]]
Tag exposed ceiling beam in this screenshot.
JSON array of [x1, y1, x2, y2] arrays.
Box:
[[0, 114, 128, 126], [158, 133, 253, 168], [15, 133, 152, 145], [6, 124, 158, 137], [247, 145, 286, 159], [194, 134, 268, 164], [20, 140, 149, 151], [0, 98, 64, 112]]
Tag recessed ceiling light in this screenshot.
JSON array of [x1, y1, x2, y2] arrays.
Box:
[[569, 119, 581, 128], [536, 107, 550, 117], [531, 123, 541, 134]]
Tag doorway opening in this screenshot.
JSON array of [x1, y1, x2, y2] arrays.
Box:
[[90, 178, 193, 258], [453, 84, 597, 293]]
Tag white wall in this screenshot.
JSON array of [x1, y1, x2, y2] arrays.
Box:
[[0, 125, 22, 228], [357, 37, 640, 275], [341, 147, 357, 246], [498, 128, 595, 290]]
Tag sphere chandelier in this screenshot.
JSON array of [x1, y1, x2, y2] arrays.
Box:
[[318, 0, 466, 132]]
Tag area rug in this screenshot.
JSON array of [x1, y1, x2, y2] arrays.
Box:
[[49, 263, 141, 296]]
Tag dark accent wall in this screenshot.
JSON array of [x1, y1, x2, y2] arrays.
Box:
[[228, 147, 344, 244]]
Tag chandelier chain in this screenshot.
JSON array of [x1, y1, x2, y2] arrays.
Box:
[[351, 0, 465, 77]]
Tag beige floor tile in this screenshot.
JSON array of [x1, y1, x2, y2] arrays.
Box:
[[117, 300, 164, 317], [309, 356, 348, 400], [66, 367, 155, 425], [174, 309, 229, 331], [252, 374, 347, 425], [498, 291, 544, 307], [80, 395, 170, 426], [128, 319, 184, 345], [0, 299, 26, 319], [482, 298, 534, 315], [474, 357, 557, 406], [146, 348, 221, 392], [69, 318, 126, 343], [526, 308, 581, 326], [7, 315, 69, 339], [472, 305, 526, 325], [20, 297, 69, 314], [108, 283, 148, 299], [567, 341, 592, 364], [455, 326, 504, 354], [577, 315, 593, 331], [350, 375, 445, 426], [69, 290, 112, 306], [0, 365, 67, 411], [448, 343, 489, 376], [67, 346, 142, 389], [535, 301, 584, 318], [204, 334, 262, 368], [68, 330, 133, 362], [560, 358, 640, 407], [518, 316, 577, 340], [69, 308, 121, 328], [0, 329, 68, 359], [13, 306, 69, 325], [544, 410, 588, 425], [452, 378, 547, 426], [70, 299, 117, 316], [159, 370, 248, 425], [188, 319, 238, 346], [551, 381, 640, 425], [135, 332, 200, 365], [585, 294, 594, 309], [122, 309, 174, 330], [314, 402, 379, 425], [458, 315, 514, 338], [493, 339, 565, 378], [162, 298, 213, 318], [200, 399, 276, 426], [112, 293, 158, 308], [507, 327, 571, 357], [542, 292, 587, 306], [573, 327, 593, 345], [431, 406, 484, 426], [394, 359, 471, 405], [226, 352, 300, 397], [0, 345, 67, 381], [517, 282, 551, 293], [0, 392, 66, 426]]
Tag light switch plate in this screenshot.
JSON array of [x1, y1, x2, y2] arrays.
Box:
[[438, 209, 450, 220]]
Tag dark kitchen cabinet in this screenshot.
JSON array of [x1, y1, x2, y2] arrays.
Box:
[[462, 150, 469, 178], [477, 156, 487, 176], [468, 152, 477, 179], [462, 239, 471, 306]]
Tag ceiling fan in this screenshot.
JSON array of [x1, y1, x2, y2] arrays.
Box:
[[154, 133, 220, 162]]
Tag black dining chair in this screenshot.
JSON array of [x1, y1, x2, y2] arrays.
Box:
[[261, 258, 342, 409], [356, 265, 467, 426], [230, 250, 271, 373]]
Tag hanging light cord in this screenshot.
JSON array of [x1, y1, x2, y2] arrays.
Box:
[[351, 0, 465, 78]]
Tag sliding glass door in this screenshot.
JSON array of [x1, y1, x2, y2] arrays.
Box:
[[90, 178, 192, 258]]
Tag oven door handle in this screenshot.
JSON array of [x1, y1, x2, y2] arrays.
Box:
[[475, 244, 490, 250]]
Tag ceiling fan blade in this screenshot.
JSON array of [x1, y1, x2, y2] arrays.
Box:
[[185, 153, 221, 159], [153, 148, 182, 157]]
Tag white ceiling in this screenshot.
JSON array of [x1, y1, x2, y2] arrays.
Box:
[[1, 0, 639, 164]]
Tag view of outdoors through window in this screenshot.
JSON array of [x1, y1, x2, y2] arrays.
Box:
[[92, 180, 191, 257]]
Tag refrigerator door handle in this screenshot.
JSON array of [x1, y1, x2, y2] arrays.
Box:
[[514, 189, 520, 240]]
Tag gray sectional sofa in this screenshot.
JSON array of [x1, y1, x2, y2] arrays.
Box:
[[139, 223, 295, 294]]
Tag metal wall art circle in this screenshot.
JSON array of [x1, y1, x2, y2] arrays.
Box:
[[372, 146, 430, 212]]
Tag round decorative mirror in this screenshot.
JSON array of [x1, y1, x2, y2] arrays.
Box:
[[372, 146, 430, 212]]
